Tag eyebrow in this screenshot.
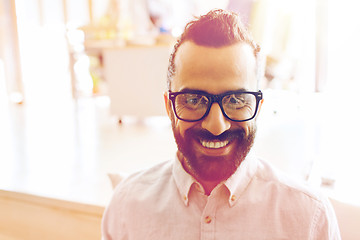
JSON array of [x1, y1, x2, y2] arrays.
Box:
[[179, 88, 249, 95]]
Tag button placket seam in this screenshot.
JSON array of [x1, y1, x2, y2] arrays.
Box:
[[200, 195, 217, 240]]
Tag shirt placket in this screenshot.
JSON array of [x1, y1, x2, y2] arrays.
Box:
[[200, 195, 217, 240]]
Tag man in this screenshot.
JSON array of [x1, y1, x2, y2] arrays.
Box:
[[102, 9, 340, 239]]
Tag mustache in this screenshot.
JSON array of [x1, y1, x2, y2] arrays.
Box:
[[186, 128, 245, 142]]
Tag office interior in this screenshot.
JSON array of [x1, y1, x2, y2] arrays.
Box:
[[0, 0, 359, 239]]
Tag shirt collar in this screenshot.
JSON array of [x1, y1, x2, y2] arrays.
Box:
[[224, 152, 258, 207], [172, 156, 196, 206], [172, 152, 258, 207]]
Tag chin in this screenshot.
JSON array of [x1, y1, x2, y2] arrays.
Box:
[[188, 152, 240, 182]]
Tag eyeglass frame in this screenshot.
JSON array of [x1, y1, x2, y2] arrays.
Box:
[[168, 89, 263, 122]]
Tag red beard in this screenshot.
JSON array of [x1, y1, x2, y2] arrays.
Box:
[[172, 125, 256, 182]]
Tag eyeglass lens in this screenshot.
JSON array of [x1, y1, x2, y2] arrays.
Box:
[[174, 92, 257, 121]]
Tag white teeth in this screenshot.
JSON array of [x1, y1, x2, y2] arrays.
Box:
[[201, 140, 229, 149]]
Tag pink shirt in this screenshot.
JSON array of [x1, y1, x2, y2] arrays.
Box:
[[102, 155, 341, 239]]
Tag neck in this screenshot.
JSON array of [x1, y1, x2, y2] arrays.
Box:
[[199, 179, 220, 196], [177, 151, 221, 196]]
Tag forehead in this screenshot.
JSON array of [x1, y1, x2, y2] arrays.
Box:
[[172, 41, 257, 94]]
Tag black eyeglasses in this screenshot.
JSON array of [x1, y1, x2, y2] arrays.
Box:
[[168, 90, 263, 122]]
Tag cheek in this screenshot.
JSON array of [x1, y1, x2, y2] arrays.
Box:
[[236, 122, 253, 135], [169, 106, 188, 136], [170, 108, 196, 137], [170, 102, 199, 137], [176, 121, 196, 136]]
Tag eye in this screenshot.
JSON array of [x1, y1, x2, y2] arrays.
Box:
[[225, 94, 246, 107], [229, 96, 244, 104], [186, 95, 201, 105], [182, 94, 208, 109]]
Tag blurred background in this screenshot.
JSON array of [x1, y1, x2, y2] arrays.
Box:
[[0, 0, 360, 239]]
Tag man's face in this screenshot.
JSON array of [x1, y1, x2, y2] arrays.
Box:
[[165, 41, 262, 182]]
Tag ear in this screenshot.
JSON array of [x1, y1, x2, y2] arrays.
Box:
[[164, 92, 172, 119], [255, 99, 264, 119], [259, 99, 264, 112]]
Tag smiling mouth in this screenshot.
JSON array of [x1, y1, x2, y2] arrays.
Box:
[[200, 140, 230, 149]]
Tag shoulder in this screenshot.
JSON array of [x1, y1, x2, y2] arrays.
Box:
[[112, 160, 174, 200], [123, 160, 173, 184], [254, 158, 324, 202], [103, 160, 175, 220], [254, 158, 338, 218], [102, 161, 176, 239], [244, 158, 340, 239]]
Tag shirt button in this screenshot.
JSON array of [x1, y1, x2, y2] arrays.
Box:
[[204, 216, 212, 224]]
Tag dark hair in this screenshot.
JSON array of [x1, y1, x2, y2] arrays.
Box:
[[167, 9, 262, 90]]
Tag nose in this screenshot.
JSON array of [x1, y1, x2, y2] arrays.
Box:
[[201, 103, 231, 136]]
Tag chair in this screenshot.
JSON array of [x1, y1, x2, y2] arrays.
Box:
[[330, 198, 360, 240]]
